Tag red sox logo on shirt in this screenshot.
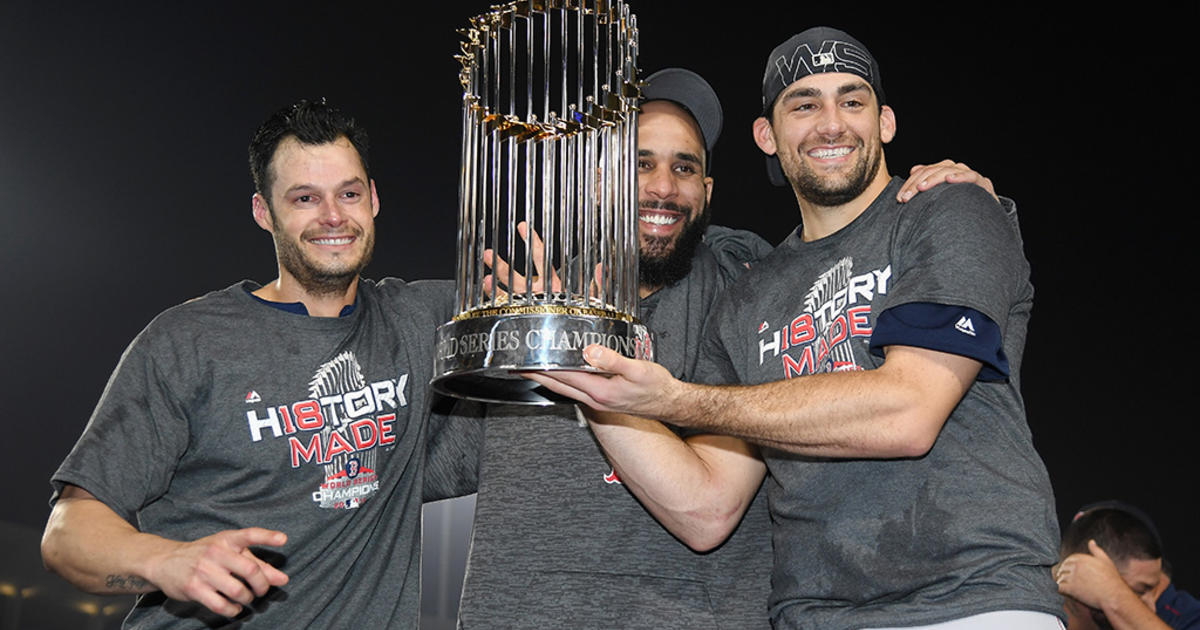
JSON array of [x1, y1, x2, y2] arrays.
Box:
[[242, 351, 409, 510], [755, 258, 891, 379]]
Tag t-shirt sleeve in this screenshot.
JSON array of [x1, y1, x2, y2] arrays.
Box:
[[378, 278, 481, 500], [388, 278, 456, 323], [997, 195, 1025, 250], [877, 184, 1028, 347], [50, 325, 191, 524], [870, 302, 1010, 381], [691, 291, 741, 388], [423, 396, 484, 501]]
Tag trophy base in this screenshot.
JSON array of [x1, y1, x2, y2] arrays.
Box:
[[431, 310, 653, 406]]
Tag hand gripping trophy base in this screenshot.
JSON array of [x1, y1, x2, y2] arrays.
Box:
[[432, 304, 653, 405]]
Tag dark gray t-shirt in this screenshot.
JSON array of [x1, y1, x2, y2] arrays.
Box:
[[457, 229, 776, 630], [696, 180, 1061, 630], [50, 278, 471, 629]]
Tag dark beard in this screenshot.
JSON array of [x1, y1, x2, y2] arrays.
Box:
[[639, 202, 710, 289], [789, 142, 881, 207], [274, 228, 373, 297]]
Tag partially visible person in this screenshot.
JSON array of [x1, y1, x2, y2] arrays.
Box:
[[41, 99, 477, 628], [1057, 501, 1199, 630]]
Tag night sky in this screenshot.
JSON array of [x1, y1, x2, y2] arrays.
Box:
[[3, 2, 1194, 592]]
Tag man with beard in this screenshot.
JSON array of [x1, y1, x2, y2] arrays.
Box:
[[455, 68, 776, 629], [455, 67, 1006, 628], [41, 99, 477, 628], [528, 28, 1063, 630]]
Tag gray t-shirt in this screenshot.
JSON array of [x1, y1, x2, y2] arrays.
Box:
[[50, 278, 471, 629], [696, 179, 1061, 630], [457, 229, 776, 630]]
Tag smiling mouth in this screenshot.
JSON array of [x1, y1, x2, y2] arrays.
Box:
[[309, 235, 356, 246], [639, 212, 681, 226], [808, 146, 854, 159]]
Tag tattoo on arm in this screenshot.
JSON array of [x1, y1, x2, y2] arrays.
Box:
[[105, 574, 150, 592]]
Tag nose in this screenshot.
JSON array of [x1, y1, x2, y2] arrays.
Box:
[[318, 198, 347, 226], [640, 164, 677, 200], [815, 106, 846, 139]]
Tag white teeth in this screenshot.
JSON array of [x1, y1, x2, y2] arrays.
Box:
[[639, 214, 680, 226], [312, 237, 353, 245], [810, 147, 852, 158]]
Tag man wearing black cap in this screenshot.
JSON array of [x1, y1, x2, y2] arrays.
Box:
[[529, 27, 1062, 629], [455, 67, 777, 629], [1057, 501, 1199, 629]]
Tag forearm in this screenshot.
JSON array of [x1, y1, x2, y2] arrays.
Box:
[[534, 345, 974, 459], [42, 494, 173, 594], [1094, 590, 1170, 630], [586, 409, 764, 550], [1057, 545, 1170, 630], [663, 357, 958, 458]]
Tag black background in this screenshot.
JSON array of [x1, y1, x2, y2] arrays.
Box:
[[2, 1, 1194, 592]]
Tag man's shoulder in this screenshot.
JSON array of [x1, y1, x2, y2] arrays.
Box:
[[891, 181, 1007, 227], [142, 282, 251, 331], [361, 277, 456, 329], [702, 225, 773, 272], [695, 239, 790, 321], [1159, 582, 1200, 628], [363, 277, 454, 304]]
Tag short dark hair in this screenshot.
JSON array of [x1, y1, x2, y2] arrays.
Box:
[[248, 98, 370, 200], [1061, 507, 1163, 563]]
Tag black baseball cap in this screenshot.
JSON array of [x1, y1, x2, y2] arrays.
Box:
[[759, 26, 885, 186], [641, 67, 723, 173]]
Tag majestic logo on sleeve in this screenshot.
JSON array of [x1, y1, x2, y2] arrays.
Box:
[[757, 258, 890, 379], [243, 351, 409, 510]]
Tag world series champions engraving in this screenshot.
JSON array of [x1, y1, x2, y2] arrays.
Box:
[[432, 0, 650, 405]]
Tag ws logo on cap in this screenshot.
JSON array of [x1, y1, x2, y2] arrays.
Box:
[[771, 39, 874, 90], [761, 27, 886, 115]]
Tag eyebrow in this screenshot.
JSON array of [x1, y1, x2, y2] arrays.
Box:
[[779, 80, 872, 104], [1130, 577, 1160, 592], [283, 177, 367, 196], [639, 148, 704, 166]]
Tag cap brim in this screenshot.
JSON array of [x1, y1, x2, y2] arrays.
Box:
[[766, 154, 788, 187]]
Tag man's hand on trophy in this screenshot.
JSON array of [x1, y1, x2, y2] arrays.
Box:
[[482, 221, 563, 299], [524, 344, 681, 418], [482, 221, 606, 301]]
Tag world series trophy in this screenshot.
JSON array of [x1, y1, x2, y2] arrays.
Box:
[[432, 0, 650, 405]]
